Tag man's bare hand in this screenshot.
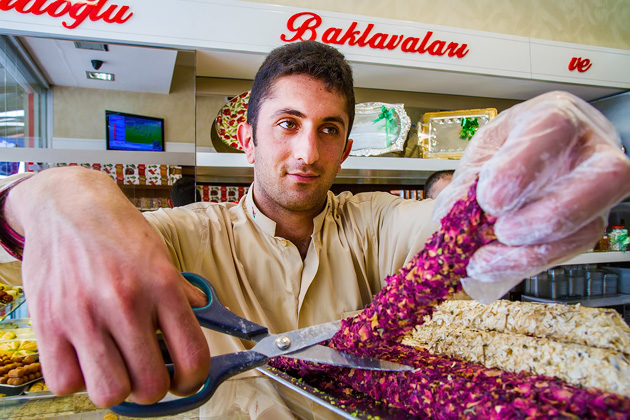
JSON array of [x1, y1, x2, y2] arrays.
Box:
[[5, 167, 210, 406]]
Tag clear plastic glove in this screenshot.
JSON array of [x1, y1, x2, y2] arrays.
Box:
[[433, 91, 630, 303]]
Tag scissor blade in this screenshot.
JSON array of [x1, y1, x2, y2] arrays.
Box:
[[284, 345, 414, 371], [251, 321, 413, 371], [251, 320, 341, 358]]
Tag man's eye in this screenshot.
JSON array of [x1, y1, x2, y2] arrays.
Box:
[[279, 120, 297, 130], [321, 126, 339, 135]]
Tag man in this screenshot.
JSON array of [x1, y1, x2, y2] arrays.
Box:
[[424, 170, 454, 200], [1, 41, 629, 417], [168, 177, 200, 208]]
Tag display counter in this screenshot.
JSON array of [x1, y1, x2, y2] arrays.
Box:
[[0, 379, 256, 420], [0, 391, 197, 420], [0, 376, 351, 420]]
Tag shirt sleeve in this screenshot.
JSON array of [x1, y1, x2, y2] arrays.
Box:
[[142, 205, 209, 272], [334, 191, 440, 289], [373, 194, 440, 277]]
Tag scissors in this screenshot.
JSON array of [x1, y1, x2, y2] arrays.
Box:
[[111, 272, 411, 417]]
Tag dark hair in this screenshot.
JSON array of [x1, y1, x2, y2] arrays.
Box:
[[247, 41, 355, 139], [170, 177, 200, 207], [424, 170, 454, 199]]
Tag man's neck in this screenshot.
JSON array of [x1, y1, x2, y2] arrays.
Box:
[[275, 217, 315, 260], [251, 189, 325, 260]]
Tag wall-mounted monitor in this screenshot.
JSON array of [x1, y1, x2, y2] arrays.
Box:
[[106, 111, 164, 152]]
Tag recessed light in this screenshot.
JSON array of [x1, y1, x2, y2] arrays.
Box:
[[86, 71, 115, 81], [74, 41, 109, 51]]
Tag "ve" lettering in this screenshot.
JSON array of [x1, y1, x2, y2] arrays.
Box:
[[568, 57, 592, 72]]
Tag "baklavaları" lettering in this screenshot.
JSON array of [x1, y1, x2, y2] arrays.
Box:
[[281, 12, 469, 59]]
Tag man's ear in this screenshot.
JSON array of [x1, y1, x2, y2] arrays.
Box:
[[338, 138, 353, 174], [238, 122, 255, 164]]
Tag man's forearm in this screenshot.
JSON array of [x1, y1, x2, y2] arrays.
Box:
[[0, 166, 142, 258], [3, 166, 131, 244]]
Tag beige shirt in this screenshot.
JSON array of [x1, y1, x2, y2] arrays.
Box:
[[144, 188, 439, 358]]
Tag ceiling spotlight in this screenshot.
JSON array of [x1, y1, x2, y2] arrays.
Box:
[[86, 71, 115, 81], [74, 41, 109, 51], [91, 59, 104, 70]]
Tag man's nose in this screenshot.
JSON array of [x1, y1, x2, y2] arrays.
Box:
[[293, 128, 320, 165]]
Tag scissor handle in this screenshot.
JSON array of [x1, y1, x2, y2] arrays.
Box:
[[183, 272, 268, 340], [111, 351, 268, 417], [111, 272, 271, 417]]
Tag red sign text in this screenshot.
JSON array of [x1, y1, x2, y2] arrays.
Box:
[[568, 57, 592, 72], [281, 12, 469, 59], [0, 0, 133, 29]]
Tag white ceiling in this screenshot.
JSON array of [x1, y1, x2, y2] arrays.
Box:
[[19, 36, 626, 102], [20, 37, 178, 94]]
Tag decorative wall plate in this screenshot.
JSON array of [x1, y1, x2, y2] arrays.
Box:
[[214, 91, 250, 151], [349, 102, 411, 157], [420, 108, 497, 159]]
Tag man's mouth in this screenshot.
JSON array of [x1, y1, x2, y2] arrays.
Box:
[[287, 172, 319, 182]]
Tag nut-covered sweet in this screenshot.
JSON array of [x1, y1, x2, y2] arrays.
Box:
[[0, 355, 41, 389], [6, 378, 23, 386], [22, 356, 37, 364], [27, 380, 48, 393]]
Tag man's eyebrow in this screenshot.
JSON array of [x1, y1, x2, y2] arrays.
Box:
[[322, 116, 347, 128], [273, 108, 305, 119], [273, 108, 347, 129]]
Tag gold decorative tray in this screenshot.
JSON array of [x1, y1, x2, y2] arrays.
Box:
[[420, 108, 497, 159]]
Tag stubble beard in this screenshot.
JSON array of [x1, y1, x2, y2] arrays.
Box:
[[255, 166, 331, 214], [253, 157, 332, 215]]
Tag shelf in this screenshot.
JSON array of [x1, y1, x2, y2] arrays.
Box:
[[558, 251, 630, 266], [119, 184, 173, 191], [195, 152, 459, 185], [1, 148, 195, 166], [0, 295, 26, 323], [522, 294, 630, 308]]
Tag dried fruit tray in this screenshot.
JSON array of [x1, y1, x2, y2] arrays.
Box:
[[257, 365, 412, 419]]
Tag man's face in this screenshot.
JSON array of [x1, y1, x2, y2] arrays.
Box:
[[428, 177, 452, 199], [238, 74, 353, 215]]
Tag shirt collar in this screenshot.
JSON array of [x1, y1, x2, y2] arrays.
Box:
[[244, 184, 331, 238], [244, 184, 277, 237]]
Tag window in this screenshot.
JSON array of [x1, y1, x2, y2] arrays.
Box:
[[0, 35, 49, 176]]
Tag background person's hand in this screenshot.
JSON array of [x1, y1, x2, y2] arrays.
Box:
[[433, 91, 630, 303], [5, 167, 210, 407]]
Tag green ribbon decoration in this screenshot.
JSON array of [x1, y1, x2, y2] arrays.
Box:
[[459, 117, 480, 141], [373, 105, 398, 146]]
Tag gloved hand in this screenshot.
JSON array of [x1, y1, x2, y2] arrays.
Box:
[[433, 91, 630, 303]]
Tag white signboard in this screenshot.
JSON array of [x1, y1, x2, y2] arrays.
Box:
[[531, 40, 630, 88], [0, 0, 627, 87]]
